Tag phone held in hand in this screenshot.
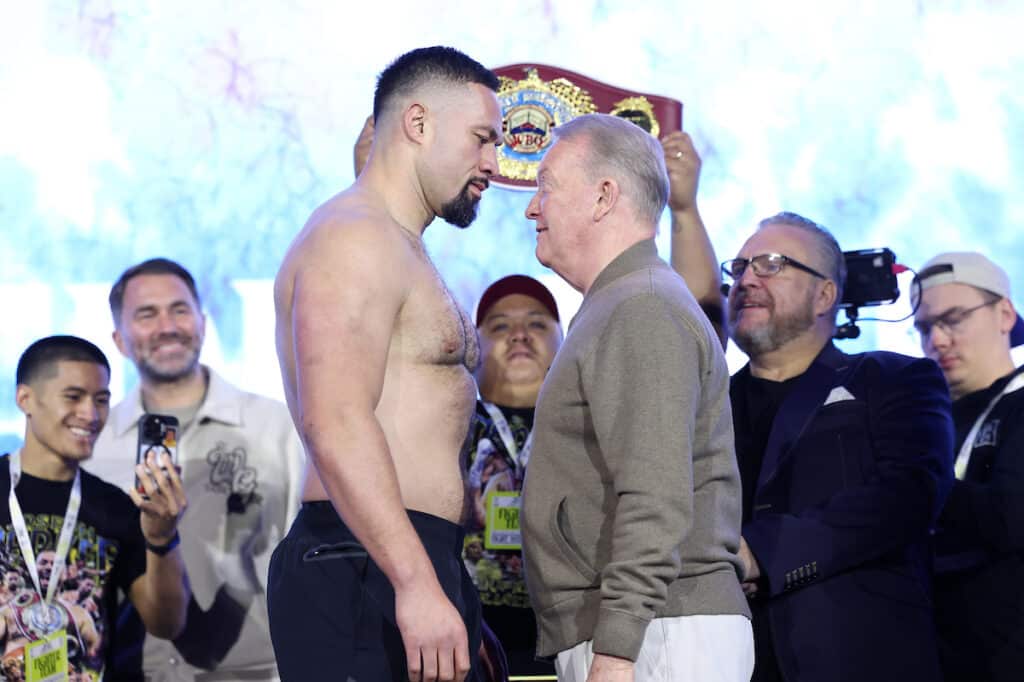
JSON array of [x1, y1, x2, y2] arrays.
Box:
[[136, 413, 180, 495]]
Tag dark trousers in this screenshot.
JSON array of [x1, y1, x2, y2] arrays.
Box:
[[481, 604, 554, 677], [268, 502, 482, 681]]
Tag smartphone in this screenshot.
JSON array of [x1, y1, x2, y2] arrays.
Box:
[[136, 413, 180, 495]]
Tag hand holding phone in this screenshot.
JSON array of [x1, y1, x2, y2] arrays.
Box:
[[136, 414, 180, 495], [131, 423, 188, 550]]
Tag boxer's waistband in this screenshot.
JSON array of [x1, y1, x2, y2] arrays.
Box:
[[298, 501, 466, 556]]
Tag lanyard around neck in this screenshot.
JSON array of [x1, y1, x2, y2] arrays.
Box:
[[481, 402, 534, 474], [8, 449, 82, 608], [955, 372, 1024, 479]]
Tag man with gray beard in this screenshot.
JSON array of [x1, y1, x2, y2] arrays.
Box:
[[722, 212, 954, 682]]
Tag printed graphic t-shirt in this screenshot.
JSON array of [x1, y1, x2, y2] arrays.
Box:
[[465, 402, 556, 675], [464, 403, 533, 607], [0, 456, 147, 681]]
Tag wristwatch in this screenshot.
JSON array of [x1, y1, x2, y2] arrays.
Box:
[[146, 531, 181, 556]]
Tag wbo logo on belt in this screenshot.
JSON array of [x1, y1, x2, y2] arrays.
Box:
[[492, 63, 684, 189]]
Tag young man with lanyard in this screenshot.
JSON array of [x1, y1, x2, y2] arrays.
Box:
[[467, 275, 563, 679], [1, 335, 189, 681], [913, 252, 1024, 682]]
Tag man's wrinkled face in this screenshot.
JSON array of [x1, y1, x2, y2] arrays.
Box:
[[114, 273, 205, 383], [525, 137, 595, 285], [728, 224, 825, 357], [477, 294, 562, 395]]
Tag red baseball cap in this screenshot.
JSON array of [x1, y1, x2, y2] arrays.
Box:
[[475, 275, 560, 327]]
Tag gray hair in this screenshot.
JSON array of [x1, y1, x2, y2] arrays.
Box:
[[758, 211, 847, 316], [552, 113, 669, 226]]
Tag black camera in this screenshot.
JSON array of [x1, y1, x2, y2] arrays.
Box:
[[835, 247, 901, 339], [840, 248, 899, 309], [141, 415, 168, 442]]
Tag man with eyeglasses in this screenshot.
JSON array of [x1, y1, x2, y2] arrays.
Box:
[[912, 251, 1024, 682], [722, 212, 953, 682]]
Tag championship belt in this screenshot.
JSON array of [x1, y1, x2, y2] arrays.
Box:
[[492, 64, 683, 189]]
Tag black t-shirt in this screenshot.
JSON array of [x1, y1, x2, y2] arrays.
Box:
[[951, 365, 1024, 455], [739, 375, 800, 522], [464, 402, 552, 674], [0, 456, 147, 680], [734, 374, 801, 682], [932, 367, 1024, 679], [935, 365, 1024, 570], [464, 402, 534, 610]]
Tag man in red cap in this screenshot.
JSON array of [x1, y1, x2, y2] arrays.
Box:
[[465, 274, 563, 679]]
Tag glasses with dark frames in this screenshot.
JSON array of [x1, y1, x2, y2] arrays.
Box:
[[720, 253, 828, 282], [913, 299, 1000, 339]]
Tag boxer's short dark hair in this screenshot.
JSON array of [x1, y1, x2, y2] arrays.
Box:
[[373, 46, 498, 121]]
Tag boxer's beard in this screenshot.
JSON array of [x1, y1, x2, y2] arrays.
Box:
[[441, 182, 482, 228]]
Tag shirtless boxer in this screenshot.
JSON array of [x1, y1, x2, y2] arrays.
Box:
[[268, 46, 501, 682]]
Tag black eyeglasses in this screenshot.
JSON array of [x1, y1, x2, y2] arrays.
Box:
[[720, 253, 828, 282], [913, 299, 1000, 339]]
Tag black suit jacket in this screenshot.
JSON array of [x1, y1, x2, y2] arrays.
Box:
[[732, 343, 954, 682]]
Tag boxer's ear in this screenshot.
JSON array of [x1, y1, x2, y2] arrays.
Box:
[[403, 103, 427, 143]]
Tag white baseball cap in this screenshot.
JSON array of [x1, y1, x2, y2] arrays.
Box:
[[914, 251, 1024, 347]]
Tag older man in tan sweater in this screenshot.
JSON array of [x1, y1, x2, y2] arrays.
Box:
[[520, 114, 752, 682]]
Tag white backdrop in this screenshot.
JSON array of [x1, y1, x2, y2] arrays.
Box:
[[2, 0, 1022, 450]]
